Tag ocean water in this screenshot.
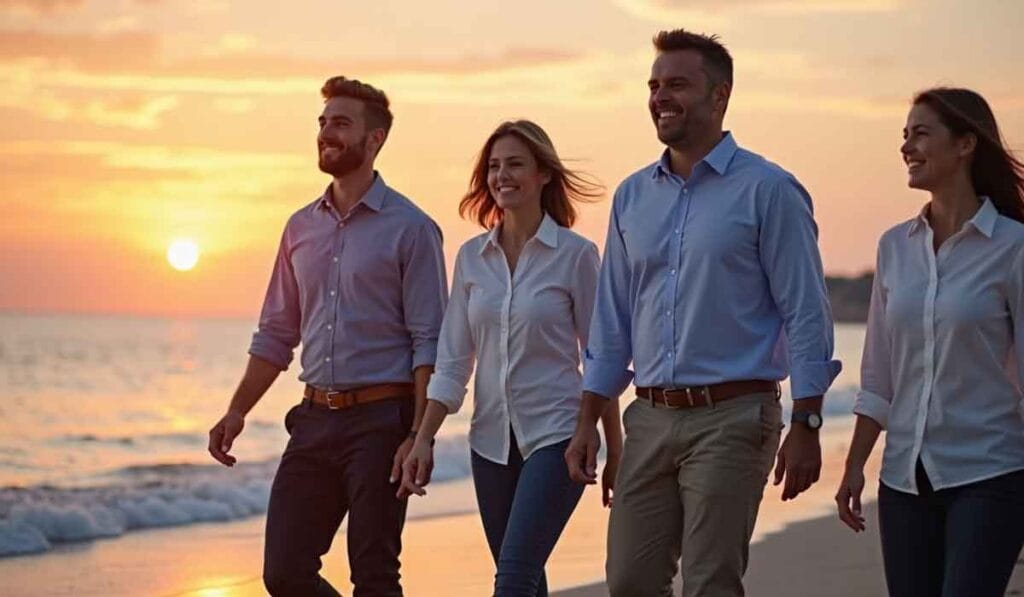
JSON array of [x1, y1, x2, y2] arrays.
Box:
[[0, 313, 864, 558]]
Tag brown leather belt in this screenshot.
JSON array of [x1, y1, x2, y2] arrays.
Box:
[[636, 380, 779, 409], [304, 383, 414, 410]]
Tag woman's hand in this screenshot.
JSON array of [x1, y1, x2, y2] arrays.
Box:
[[398, 439, 434, 499], [835, 465, 867, 532]]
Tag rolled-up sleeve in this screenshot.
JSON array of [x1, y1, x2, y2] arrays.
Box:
[[853, 245, 893, 428], [249, 225, 301, 370], [426, 247, 473, 414], [759, 175, 842, 399], [402, 220, 448, 371], [582, 196, 635, 400]]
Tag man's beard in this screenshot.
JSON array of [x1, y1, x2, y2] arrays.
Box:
[[318, 135, 368, 177]]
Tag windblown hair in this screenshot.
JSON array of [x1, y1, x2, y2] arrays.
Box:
[[460, 120, 603, 229], [915, 87, 1024, 223]]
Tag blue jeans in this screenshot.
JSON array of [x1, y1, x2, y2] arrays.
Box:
[[471, 433, 584, 597], [878, 461, 1024, 597]]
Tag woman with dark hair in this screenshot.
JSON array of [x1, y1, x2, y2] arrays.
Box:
[[399, 120, 622, 596], [836, 88, 1024, 596]]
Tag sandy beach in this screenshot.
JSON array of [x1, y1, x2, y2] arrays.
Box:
[[3, 418, 1022, 596]]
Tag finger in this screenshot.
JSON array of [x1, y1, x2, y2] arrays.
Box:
[[416, 461, 429, 486], [390, 453, 402, 484], [783, 464, 799, 500], [419, 461, 433, 486], [585, 442, 598, 480], [852, 488, 863, 516], [773, 451, 786, 486], [208, 427, 235, 467], [566, 448, 586, 484]]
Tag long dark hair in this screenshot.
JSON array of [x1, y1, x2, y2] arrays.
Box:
[[913, 87, 1024, 223], [460, 120, 602, 229]]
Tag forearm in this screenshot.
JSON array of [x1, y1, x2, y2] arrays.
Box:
[[599, 397, 622, 456], [412, 365, 433, 432], [577, 391, 612, 428], [845, 414, 883, 470], [414, 400, 449, 447], [227, 355, 282, 416], [792, 396, 823, 413]]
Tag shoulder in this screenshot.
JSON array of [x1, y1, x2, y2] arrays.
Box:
[[457, 231, 491, 260], [556, 226, 598, 254], [383, 187, 441, 232], [876, 218, 918, 257], [612, 162, 661, 201]]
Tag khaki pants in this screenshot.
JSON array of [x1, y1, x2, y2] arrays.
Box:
[[606, 392, 782, 597]]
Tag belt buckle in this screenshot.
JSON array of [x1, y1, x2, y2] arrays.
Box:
[[325, 390, 343, 410], [661, 388, 684, 409]]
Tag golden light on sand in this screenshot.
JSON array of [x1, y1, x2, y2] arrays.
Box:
[[167, 238, 200, 271]]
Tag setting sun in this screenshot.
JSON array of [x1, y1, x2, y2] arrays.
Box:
[[167, 239, 200, 271]]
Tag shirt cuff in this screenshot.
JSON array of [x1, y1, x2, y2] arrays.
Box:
[[790, 359, 843, 399], [411, 342, 439, 371], [853, 389, 891, 429], [248, 333, 293, 371], [426, 372, 467, 414], [582, 352, 634, 400]]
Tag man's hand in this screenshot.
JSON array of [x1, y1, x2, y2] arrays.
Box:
[[773, 424, 821, 501], [390, 437, 415, 489], [398, 439, 433, 499], [836, 465, 867, 532], [565, 423, 601, 485], [208, 411, 245, 467], [601, 451, 620, 507]]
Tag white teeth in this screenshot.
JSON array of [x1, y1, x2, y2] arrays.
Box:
[[498, 186, 518, 192], [659, 111, 678, 119]]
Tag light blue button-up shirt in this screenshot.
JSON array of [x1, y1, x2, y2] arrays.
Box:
[[583, 133, 841, 401]]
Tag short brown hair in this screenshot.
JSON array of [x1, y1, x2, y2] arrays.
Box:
[[320, 76, 394, 137], [460, 120, 603, 229], [653, 29, 733, 87]]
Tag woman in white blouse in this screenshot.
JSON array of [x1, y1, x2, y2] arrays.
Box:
[[399, 120, 622, 597], [836, 88, 1024, 597]]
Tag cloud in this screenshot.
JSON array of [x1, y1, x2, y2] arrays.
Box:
[[612, 0, 903, 22], [0, 0, 85, 14]]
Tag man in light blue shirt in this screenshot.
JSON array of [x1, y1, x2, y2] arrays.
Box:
[[565, 30, 841, 596]]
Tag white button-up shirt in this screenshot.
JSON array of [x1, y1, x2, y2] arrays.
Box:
[[427, 214, 600, 464], [854, 198, 1024, 494]]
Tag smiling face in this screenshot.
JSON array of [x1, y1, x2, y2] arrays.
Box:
[[648, 49, 728, 148], [317, 96, 380, 177], [901, 102, 975, 192], [486, 134, 551, 215]]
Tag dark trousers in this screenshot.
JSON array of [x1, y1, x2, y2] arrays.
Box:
[[878, 462, 1024, 597], [471, 433, 584, 597], [263, 397, 412, 597]]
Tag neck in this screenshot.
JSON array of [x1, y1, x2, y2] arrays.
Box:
[[927, 171, 979, 233], [499, 204, 544, 248], [330, 166, 376, 214], [668, 127, 724, 179]]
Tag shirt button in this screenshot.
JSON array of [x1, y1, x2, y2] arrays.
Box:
[[325, 357, 331, 362], [666, 310, 671, 316], [670, 269, 676, 275], [675, 228, 681, 234], [332, 256, 339, 263], [327, 324, 333, 330], [338, 222, 345, 229], [329, 290, 336, 296]]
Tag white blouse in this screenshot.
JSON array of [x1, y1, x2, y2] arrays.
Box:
[[854, 198, 1024, 494], [426, 214, 600, 464]]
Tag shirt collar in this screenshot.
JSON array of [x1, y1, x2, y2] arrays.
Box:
[[317, 172, 388, 214], [480, 212, 559, 254], [652, 131, 739, 179], [908, 196, 998, 239]]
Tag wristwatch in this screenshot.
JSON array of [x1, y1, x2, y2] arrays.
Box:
[[791, 411, 823, 430]]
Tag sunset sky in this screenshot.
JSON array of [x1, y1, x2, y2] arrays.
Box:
[[1, 0, 1021, 317]]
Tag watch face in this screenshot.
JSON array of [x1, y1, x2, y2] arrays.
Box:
[[808, 413, 823, 429]]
